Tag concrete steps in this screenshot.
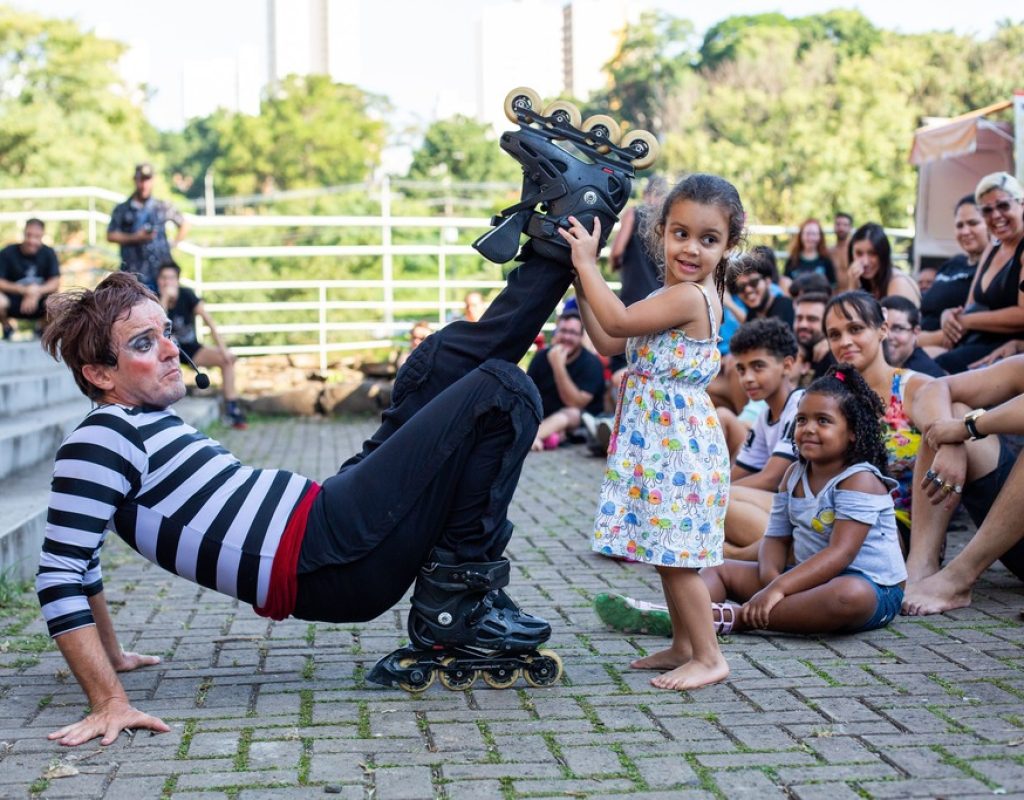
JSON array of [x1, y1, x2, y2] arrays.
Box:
[[0, 342, 219, 582]]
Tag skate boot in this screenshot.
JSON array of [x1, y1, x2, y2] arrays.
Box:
[[367, 555, 563, 692], [473, 87, 660, 266]]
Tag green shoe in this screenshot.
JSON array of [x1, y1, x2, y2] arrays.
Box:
[[593, 593, 672, 637]]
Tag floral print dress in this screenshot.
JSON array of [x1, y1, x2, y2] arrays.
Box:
[[592, 284, 730, 568]]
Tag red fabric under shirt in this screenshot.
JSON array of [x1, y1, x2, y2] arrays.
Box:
[[254, 482, 321, 621]]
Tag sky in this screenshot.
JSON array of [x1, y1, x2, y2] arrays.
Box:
[[16, 0, 1019, 133]]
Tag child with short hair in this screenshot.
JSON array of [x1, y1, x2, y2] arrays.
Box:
[[701, 365, 905, 635]]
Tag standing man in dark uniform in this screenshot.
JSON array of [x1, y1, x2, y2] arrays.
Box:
[[107, 163, 190, 291], [0, 218, 60, 339]]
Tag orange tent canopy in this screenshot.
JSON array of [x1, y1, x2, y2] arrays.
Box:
[[909, 100, 1013, 166]]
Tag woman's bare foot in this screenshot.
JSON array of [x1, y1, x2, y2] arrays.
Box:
[[904, 556, 941, 585], [901, 571, 972, 616], [630, 645, 691, 671], [651, 656, 730, 690]]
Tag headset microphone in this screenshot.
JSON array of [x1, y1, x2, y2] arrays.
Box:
[[178, 347, 211, 389]]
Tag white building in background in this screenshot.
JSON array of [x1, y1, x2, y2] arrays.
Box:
[[562, 0, 639, 100], [182, 46, 261, 121], [268, 0, 361, 87], [475, 0, 645, 134], [477, 0, 564, 135]]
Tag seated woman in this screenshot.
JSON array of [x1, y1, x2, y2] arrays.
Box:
[[783, 218, 836, 289], [917, 194, 988, 350], [841, 223, 920, 304], [934, 172, 1024, 374]]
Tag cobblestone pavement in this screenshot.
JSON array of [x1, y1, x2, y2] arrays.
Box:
[[2, 416, 1024, 799]]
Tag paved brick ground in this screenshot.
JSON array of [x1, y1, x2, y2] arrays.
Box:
[[2, 416, 1023, 799]]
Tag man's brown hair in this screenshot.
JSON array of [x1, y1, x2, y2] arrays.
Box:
[[42, 272, 159, 400]]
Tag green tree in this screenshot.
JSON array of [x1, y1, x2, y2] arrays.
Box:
[[0, 6, 152, 186], [408, 114, 519, 184]]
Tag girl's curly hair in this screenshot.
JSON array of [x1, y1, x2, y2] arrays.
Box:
[[803, 363, 888, 475]]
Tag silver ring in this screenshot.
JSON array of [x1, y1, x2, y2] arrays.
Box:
[[926, 469, 937, 481], [932, 476, 944, 488], [954, 484, 963, 494]]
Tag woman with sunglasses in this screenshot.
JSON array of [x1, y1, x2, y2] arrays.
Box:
[[935, 172, 1024, 374]]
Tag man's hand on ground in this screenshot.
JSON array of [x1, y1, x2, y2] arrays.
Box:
[[48, 697, 169, 747]]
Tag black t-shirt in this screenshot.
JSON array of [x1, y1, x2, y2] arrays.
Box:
[[749, 294, 795, 327], [527, 347, 605, 417], [165, 286, 201, 345], [919, 254, 977, 331], [0, 243, 59, 286], [617, 206, 661, 307], [902, 346, 947, 378], [785, 255, 836, 285]]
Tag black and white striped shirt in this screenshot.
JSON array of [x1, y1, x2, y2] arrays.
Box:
[[36, 405, 312, 638]]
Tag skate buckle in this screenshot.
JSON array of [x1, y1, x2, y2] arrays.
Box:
[[437, 612, 454, 626]]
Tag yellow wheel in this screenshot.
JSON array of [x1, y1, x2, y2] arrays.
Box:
[[621, 130, 660, 170], [542, 100, 582, 131], [522, 649, 563, 688], [438, 656, 478, 691], [482, 667, 521, 689], [582, 115, 621, 151], [396, 656, 435, 693], [504, 87, 542, 123]]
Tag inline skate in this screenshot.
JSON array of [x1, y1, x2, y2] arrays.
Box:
[[473, 86, 660, 265], [367, 554, 563, 692]]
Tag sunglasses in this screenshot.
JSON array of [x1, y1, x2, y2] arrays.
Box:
[[735, 275, 763, 293], [980, 200, 1018, 217]]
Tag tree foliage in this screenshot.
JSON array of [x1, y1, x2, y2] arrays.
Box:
[[0, 6, 152, 187], [408, 114, 520, 184], [601, 10, 1024, 228]]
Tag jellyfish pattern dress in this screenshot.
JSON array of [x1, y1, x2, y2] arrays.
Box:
[[593, 284, 729, 568]]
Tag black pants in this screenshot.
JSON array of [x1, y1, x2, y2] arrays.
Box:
[[293, 252, 573, 623]]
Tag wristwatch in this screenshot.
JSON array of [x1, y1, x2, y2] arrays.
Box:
[[964, 408, 987, 440]]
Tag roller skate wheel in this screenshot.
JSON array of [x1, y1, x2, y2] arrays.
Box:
[[523, 649, 563, 688], [397, 656, 435, 693], [582, 115, 621, 151], [621, 130, 659, 169], [482, 667, 521, 689], [438, 656, 479, 691], [542, 100, 582, 131], [504, 87, 542, 124]]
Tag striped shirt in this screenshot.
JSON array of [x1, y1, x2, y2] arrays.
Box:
[[36, 405, 312, 638]]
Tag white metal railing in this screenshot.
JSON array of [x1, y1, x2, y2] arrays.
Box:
[[0, 183, 916, 372]]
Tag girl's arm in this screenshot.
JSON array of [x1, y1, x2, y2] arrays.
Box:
[[573, 279, 627, 356], [560, 216, 708, 340]]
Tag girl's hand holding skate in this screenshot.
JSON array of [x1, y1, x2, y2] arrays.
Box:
[[558, 216, 601, 273], [741, 585, 785, 629]]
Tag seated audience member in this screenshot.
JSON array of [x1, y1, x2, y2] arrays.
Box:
[[397, 320, 432, 370], [730, 249, 794, 327], [723, 319, 803, 560], [916, 265, 937, 295], [793, 291, 834, 384], [935, 172, 1024, 374], [462, 291, 486, 323], [842, 223, 920, 303], [526, 311, 604, 451], [902, 354, 1024, 615], [784, 219, 836, 287], [829, 212, 853, 288], [156, 262, 247, 429], [880, 296, 946, 378], [918, 195, 988, 349], [788, 272, 832, 300], [0, 218, 60, 339]]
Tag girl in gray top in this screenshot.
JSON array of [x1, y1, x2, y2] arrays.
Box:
[[701, 365, 906, 636]]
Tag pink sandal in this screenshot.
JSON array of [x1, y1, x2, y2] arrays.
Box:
[[712, 603, 738, 635]]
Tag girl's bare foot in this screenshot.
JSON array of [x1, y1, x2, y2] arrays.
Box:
[[651, 656, 729, 690], [629, 645, 691, 671]]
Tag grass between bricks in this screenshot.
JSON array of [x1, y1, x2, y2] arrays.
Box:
[[357, 700, 371, 738], [299, 689, 314, 727], [234, 727, 253, 770], [476, 720, 501, 763], [610, 742, 648, 790], [176, 719, 197, 759], [160, 774, 177, 798], [684, 752, 727, 799], [298, 736, 313, 784], [933, 744, 1004, 789], [541, 731, 572, 779]]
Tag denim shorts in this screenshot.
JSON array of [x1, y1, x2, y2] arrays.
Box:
[[841, 568, 904, 633]]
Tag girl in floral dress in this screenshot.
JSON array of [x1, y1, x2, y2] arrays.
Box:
[[562, 173, 745, 691]]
